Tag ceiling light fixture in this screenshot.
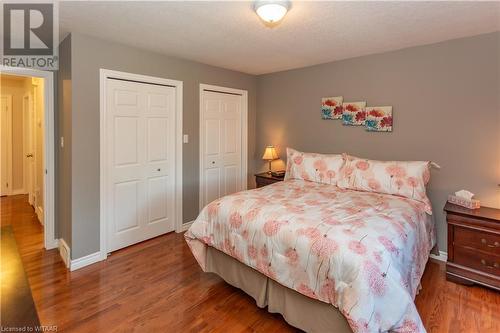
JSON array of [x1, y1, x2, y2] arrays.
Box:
[[254, 1, 291, 26]]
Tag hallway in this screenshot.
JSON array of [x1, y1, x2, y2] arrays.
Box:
[[1, 195, 45, 256]]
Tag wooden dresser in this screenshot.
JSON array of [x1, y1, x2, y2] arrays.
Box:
[[444, 202, 500, 290], [255, 172, 284, 188]]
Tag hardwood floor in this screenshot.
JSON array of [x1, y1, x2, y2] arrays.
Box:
[[2, 194, 499, 332]]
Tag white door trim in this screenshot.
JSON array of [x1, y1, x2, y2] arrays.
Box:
[[21, 93, 32, 197], [99, 69, 183, 259], [0, 94, 13, 196], [1, 94, 13, 196], [0, 66, 57, 250], [198, 84, 248, 211]]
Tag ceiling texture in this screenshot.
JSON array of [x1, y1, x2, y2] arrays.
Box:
[[59, 1, 500, 75]]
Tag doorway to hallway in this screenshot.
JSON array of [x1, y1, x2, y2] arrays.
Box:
[[0, 67, 56, 250]]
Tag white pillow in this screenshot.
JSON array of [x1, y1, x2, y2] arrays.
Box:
[[285, 148, 345, 186], [338, 154, 432, 214]]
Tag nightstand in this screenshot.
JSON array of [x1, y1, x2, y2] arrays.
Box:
[[255, 172, 284, 188], [444, 202, 500, 290]]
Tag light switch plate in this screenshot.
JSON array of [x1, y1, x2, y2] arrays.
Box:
[[60, 137, 64, 148], [183, 134, 189, 143]]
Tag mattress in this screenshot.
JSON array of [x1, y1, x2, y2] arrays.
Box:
[[186, 179, 436, 332]]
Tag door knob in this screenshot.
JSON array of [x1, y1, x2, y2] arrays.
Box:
[[26, 154, 33, 158]]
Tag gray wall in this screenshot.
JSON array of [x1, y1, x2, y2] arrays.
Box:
[[256, 32, 500, 251], [57, 35, 72, 247], [67, 33, 257, 259]]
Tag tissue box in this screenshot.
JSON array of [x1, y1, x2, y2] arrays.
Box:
[[447, 195, 480, 209]]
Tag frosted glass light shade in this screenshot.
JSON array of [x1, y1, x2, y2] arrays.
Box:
[[255, 1, 290, 24]]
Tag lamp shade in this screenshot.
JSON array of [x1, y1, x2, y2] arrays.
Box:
[[262, 146, 279, 160]]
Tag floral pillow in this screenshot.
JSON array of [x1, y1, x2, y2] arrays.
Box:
[[285, 148, 345, 186], [338, 154, 433, 214]]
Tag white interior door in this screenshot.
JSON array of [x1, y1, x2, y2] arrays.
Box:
[[106, 78, 176, 252], [1, 95, 12, 196], [23, 94, 35, 205], [200, 89, 244, 207]]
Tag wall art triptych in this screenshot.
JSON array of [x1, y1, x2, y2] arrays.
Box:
[[321, 96, 392, 132]]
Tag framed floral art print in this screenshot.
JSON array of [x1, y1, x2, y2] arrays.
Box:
[[365, 106, 393, 132], [321, 96, 343, 120], [342, 101, 367, 126]]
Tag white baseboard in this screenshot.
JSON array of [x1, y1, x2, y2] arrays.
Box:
[[430, 251, 448, 262], [36, 206, 44, 225], [179, 220, 194, 232], [59, 238, 70, 268], [68, 219, 192, 270], [70, 251, 107, 271], [59, 237, 107, 271]]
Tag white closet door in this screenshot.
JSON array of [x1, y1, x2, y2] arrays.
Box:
[[201, 90, 242, 207], [106, 78, 176, 252]]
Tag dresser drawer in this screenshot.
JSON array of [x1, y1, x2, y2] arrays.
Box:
[[454, 246, 500, 276], [454, 226, 500, 255]]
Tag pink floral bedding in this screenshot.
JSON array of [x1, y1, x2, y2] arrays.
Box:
[[185, 180, 436, 333]]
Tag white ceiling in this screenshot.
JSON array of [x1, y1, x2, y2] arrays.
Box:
[[59, 1, 500, 75]]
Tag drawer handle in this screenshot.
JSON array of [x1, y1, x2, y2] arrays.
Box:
[[480, 259, 498, 269], [481, 238, 499, 248]]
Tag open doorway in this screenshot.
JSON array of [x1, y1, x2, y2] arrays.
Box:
[[0, 67, 56, 250]]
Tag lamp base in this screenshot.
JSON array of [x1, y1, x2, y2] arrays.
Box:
[[267, 160, 272, 174]]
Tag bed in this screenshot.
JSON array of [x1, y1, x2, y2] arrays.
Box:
[[185, 178, 436, 333]]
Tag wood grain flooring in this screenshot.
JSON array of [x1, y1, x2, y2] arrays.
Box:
[[2, 194, 499, 332]]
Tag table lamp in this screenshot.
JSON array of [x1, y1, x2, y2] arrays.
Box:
[[262, 146, 279, 174]]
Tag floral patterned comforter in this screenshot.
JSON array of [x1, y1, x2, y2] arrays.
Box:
[[185, 180, 436, 333]]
